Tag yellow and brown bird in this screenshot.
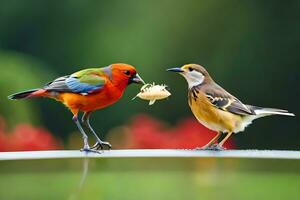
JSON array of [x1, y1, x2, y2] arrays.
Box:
[[167, 64, 295, 150]]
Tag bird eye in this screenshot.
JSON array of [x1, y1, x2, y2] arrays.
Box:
[[188, 67, 194, 72], [124, 70, 131, 76]]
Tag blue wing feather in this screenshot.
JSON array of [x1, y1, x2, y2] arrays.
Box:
[[44, 69, 106, 94], [65, 77, 104, 93]]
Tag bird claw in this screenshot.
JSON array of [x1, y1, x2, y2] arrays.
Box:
[[195, 144, 226, 151], [80, 147, 102, 154], [91, 141, 112, 150]]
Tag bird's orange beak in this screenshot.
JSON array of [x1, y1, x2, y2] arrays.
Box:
[[130, 73, 145, 84]]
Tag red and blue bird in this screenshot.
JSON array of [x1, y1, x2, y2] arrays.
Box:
[[9, 63, 145, 152]]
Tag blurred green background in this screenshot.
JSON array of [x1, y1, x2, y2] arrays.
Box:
[[0, 0, 299, 149]]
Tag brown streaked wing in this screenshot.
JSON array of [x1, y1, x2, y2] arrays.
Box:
[[202, 83, 255, 116]]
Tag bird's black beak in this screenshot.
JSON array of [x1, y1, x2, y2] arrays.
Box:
[[166, 68, 184, 73], [130, 73, 145, 84]]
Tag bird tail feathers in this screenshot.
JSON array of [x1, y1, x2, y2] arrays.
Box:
[[8, 89, 45, 100], [251, 106, 295, 117]]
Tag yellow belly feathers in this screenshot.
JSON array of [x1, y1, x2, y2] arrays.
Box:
[[189, 91, 242, 133]]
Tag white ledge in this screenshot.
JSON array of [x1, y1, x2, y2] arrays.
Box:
[[0, 149, 300, 160]]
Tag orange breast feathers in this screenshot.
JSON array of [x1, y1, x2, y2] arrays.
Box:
[[57, 82, 124, 114], [189, 91, 242, 133]]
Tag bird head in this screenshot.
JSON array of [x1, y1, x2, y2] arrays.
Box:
[[167, 64, 212, 88], [110, 63, 145, 89]]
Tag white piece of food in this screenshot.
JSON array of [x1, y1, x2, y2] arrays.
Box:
[[133, 83, 171, 105]]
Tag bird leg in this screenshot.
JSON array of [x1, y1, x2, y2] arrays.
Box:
[[216, 132, 233, 149], [201, 132, 233, 151], [73, 115, 99, 153], [82, 112, 112, 150], [198, 132, 222, 150]]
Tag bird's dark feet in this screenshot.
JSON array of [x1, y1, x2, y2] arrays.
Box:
[[206, 144, 226, 151], [80, 147, 102, 154], [195, 144, 226, 151], [91, 141, 112, 150]]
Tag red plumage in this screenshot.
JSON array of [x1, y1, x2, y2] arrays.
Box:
[[9, 63, 144, 151]]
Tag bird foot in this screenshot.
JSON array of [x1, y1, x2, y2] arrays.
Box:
[[196, 144, 226, 151], [91, 141, 112, 150], [80, 147, 102, 154]]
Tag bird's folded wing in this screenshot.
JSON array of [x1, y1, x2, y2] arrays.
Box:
[[205, 86, 254, 116], [44, 69, 106, 94]]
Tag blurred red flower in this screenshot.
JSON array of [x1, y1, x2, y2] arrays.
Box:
[[0, 118, 9, 151], [108, 114, 235, 149], [0, 117, 61, 152]]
